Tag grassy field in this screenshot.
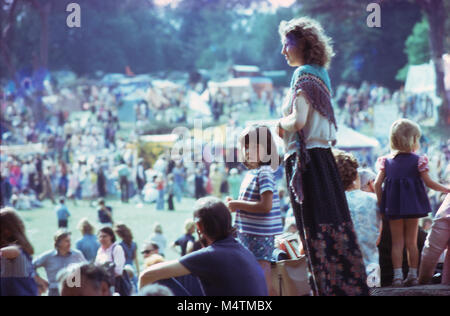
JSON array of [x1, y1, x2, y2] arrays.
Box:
[[19, 196, 200, 266]]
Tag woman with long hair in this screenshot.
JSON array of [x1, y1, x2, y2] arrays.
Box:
[[277, 17, 368, 296], [0, 207, 40, 296]]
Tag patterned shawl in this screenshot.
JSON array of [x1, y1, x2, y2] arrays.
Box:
[[288, 64, 338, 204]]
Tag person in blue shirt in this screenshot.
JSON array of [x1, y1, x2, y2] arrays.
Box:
[[55, 198, 70, 228], [33, 230, 86, 296], [139, 197, 268, 296], [75, 218, 100, 262]]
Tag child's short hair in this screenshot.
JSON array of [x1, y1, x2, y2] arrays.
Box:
[[239, 124, 279, 170], [389, 119, 421, 153], [333, 149, 359, 191]]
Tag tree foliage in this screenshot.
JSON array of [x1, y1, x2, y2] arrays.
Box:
[[0, 0, 446, 95]]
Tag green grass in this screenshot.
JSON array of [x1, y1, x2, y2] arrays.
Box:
[[19, 197, 199, 266]]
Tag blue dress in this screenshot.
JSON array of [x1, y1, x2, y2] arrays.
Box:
[[378, 153, 431, 220]]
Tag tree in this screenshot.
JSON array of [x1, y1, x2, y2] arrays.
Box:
[[0, 0, 21, 84], [415, 0, 449, 125], [396, 16, 430, 82]]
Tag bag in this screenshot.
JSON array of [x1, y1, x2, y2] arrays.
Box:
[[102, 244, 132, 296], [115, 271, 132, 296], [271, 256, 311, 296]]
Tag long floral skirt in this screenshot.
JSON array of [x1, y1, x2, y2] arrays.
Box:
[[285, 148, 369, 296]]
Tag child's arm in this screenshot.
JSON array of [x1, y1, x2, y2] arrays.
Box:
[[374, 170, 385, 205], [0, 245, 21, 259], [420, 171, 450, 193], [227, 191, 273, 214]]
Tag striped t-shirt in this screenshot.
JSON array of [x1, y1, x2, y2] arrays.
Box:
[[235, 166, 283, 236]]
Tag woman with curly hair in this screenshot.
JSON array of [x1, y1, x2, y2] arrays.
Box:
[[334, 149, 382, 288], [276, 17, 369, 295]]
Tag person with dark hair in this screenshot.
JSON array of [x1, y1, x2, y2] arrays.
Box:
[[0, 175, 12, 207], [1, 207, 40, 296], [58, 262, 112, 296], [116, 159, 130, 203], [277, 16, 369, 296], [95, 226, 131, 296], [333, 149, 381, 288], [55, 198, 70, 228], [141, 242, 159, 259], [139, 197, 268, 296], [97, 199, 113, 226], [136, 283, 173, 296], [226, 125, 283, 296], [97, 166, 107, 199], [33, 230, 86, 296], [115, 223, 139, 291]]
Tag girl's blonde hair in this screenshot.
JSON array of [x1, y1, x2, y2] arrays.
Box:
[[389, 119, 421, 154]]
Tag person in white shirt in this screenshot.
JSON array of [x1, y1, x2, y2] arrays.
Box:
[[95, 227, 125, 277]]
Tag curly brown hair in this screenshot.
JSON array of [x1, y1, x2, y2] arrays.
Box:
[[279, 16, 335, 68], [333, 149, 359, 191]]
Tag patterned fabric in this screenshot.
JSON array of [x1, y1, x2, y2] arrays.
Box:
[[237, 233, 275, 262], [287, 65, 338, 204], [285, 150, 369, 296], [235, 166, 283, 236], [345, 190, 381, 287]]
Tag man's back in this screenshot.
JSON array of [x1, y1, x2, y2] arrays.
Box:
[[98, 206, 112, 224], [179, 236, 268, 296]]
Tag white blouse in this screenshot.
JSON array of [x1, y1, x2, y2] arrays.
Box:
[[281, 89, 336, 159], [95, 243, 126, 276]]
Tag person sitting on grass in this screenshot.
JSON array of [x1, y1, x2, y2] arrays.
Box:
[[139, 197, 268, 296]]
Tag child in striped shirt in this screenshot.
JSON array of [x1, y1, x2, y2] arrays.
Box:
[[227, 125, 283, 296]]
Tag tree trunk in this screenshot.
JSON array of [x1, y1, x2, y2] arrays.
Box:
[[39, 2, 51, 68], [418, 0, 449, 125], [0, 0, 20, 87]]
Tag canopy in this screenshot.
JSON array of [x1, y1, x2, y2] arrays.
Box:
[[0, 143, 45, 156], [405, 55, 450, 94], [335, 125, 380, 149], [187, 91, 211, 115]]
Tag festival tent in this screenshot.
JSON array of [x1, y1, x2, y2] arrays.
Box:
[[208, 78, 253, 103], [335, 125, 380, 150], [0, 143, 45, 156], [186, 90, 212, 116], [137, 134, 178, 166], [405, 55, 450, 94]]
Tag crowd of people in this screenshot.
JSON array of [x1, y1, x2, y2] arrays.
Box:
[[334, 82, 438, 132]]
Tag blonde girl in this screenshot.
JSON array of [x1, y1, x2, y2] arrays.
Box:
[[374, 119, 450, 286]]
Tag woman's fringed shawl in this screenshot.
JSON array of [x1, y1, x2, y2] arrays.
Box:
[[288, 64, 338, 204]]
